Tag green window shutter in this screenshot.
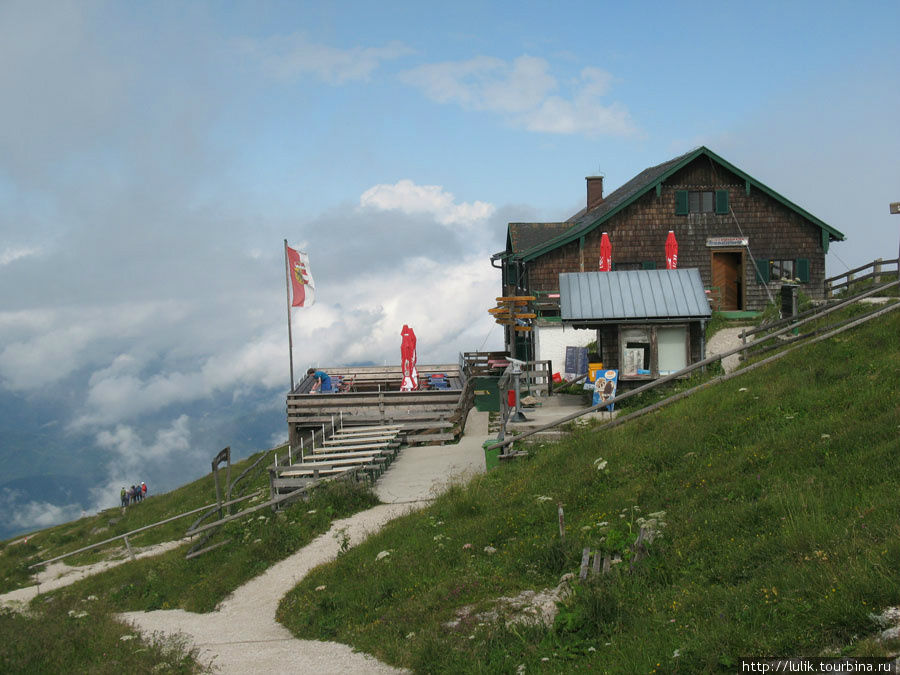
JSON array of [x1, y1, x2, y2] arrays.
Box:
[[796, 258, 810, 283], [610, 262, 617, 271], [675, 190, 688, 215], [755, 258, 770, 284], [642, 261, 657, 270], [715, 190, 729, 214]]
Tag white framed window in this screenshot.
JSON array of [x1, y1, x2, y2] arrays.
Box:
[[657, 326, 688, 375], [619, 324, 690, 378], [620, 327, 651, 376]]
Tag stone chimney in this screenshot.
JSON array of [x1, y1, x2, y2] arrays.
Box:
[[586, 175, 604, 212]]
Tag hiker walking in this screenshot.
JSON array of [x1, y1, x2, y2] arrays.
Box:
[[120, 487, 127, 507]]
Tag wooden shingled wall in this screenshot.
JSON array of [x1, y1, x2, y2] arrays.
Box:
[[526, 157, 829, 311]]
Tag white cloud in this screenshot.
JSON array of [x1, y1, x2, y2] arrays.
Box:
[[73, 332, 286, 428], [0, 246, 39, 267], [401, 55, 638, 137], [359, 179, 495, 226], [0, 302, 190, 391], [96, 414, 192, 461], [289, 252, 501, 368], [0, 489, 84, 532], [240, 32, 411, 83], [88, 415, 196, 511], [522, 97, 635, 137]]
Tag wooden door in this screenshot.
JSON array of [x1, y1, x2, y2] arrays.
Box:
[[711, 251, 743, 311]]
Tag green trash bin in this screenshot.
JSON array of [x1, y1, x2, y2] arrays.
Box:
[[482, 439, 501, 471]]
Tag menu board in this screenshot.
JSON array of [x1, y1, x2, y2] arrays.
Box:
[[564, 346, 589, 379]]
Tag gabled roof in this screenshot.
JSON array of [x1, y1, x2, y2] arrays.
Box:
[[507, 222, 573, 254], [513, 146, 846, 262], [560, 269, 711, 323]]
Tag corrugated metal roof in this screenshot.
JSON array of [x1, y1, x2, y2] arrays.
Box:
[[560, 268, 711, 322]]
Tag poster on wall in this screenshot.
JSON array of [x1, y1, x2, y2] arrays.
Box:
[[592, 369, 619, 411]]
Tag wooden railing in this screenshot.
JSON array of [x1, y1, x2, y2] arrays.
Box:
[[825, 257, 899, 298]]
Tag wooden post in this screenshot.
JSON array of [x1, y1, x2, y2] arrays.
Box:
[[592, 550, 602, 576], [123, 535, 136, 562], [875, 258, 882, 284], [579, 548, 591, 580], [557, 502, 565, 540]]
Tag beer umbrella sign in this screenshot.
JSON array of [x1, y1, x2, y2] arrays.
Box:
[[599, 232, 612, 272], [665, 230, 678, 270]]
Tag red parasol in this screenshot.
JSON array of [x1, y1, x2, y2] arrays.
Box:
[[400, 324, 418, 391], [598, 232, 612, 272], [665, 230, 678, 270]]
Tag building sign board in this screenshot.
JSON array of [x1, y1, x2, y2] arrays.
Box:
[[706, 237, 748, 248]]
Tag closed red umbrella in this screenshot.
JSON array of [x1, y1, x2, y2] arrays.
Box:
[[400, 324, 418, 391], [665, 230, 678, 270], [599, 232, 612, 271]]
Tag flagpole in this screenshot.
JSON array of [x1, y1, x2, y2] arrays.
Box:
[[283, 239, 295, 393]]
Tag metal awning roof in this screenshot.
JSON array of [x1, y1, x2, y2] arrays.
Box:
[[560, 268, 711, 323]]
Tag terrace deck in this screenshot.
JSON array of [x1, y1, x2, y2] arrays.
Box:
[[287, 363, 470, 449]]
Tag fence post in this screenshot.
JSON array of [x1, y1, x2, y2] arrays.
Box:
[[874, 258, 882, 284], [557, 502, 565, 541], [579, 548, 591, 580], [123, 535, 136, 561]]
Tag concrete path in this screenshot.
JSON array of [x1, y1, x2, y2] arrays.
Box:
[[119, 411, 493, 674], [375, 409, 491, 504]]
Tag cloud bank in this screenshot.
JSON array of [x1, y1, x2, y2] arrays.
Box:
[[401, 55, 639, 137]]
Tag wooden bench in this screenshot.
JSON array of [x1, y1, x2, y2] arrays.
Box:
[[313, 441, 394, 453], [323, 434, 399, 445], [306, 449, 391, 461], [333, 424, 403, 434], [281, 457, 386, 477]]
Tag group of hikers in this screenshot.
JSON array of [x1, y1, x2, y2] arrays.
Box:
[[120, 482, 147, 507]]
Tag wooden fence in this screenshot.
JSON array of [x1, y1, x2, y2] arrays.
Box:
[[825, 257, 898, 298]]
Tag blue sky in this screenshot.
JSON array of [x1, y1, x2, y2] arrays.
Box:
[[0, 0, 898, 535]]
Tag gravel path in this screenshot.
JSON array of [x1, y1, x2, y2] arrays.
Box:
[[707, 326, 746, 373], [120, 504, 415, 674], [0, 539, 186, 610], [120, 411, 492, 674]]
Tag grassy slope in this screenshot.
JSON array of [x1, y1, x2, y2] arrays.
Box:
[[0, 447, 278, 594], [277, 309, 900, 673]]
